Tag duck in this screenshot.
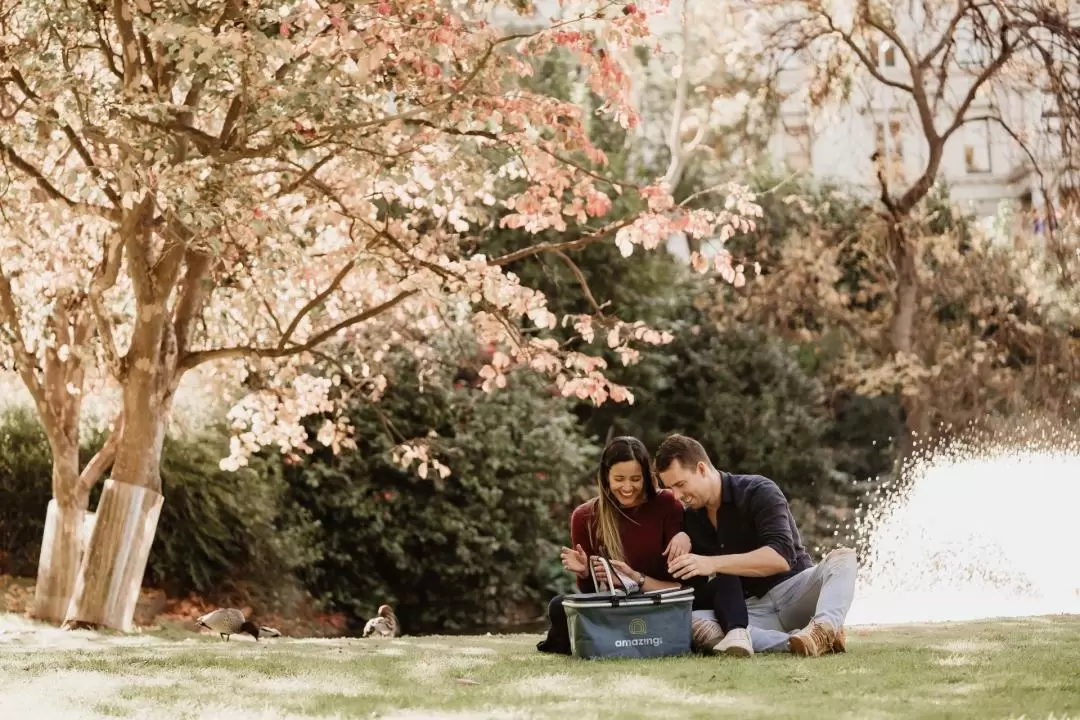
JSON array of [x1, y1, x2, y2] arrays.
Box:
[[195, 608, 282, 642], [362, 604, 399, 638]]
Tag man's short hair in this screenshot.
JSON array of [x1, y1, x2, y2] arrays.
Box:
[[654, 434, 712, 473]]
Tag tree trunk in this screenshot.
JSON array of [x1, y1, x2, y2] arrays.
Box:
[[64, 479, 163, 631], [888, 227, 933, 456], [64, 402, 168, 631], [30, 444, 89, 623], [889, 231, 918, 357]]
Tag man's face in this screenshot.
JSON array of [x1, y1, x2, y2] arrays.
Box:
[[659, 459, 708, 509]]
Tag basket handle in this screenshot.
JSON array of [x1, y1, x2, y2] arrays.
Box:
[[589, 555, 641, 595], [589, 555, 618, 595]]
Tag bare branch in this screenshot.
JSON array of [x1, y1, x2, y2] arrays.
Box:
[[554, 249, 609, 316], [179, 289, 417, 371], [918, 0, 970, 70], [940, 34, 1015, 142], [490, 217, 635, 267], [277, 260, 356, 350], [822, 14, 915, 94]]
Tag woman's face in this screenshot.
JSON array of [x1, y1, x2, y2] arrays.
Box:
[[606, 460, 645, 507]]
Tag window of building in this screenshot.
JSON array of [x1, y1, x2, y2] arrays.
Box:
[[883, 44, 896, 67], [874, 120, 903, 161], [963, 119, 992, 174], [782, 122, 812, 173]]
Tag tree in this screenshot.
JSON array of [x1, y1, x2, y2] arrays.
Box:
[[719, 178, 1080, 453], [741, 0, 1080, 437], [0, 1, 760, 629]]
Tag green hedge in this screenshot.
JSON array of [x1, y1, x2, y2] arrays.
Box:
[[281, 356, 596, 634], [0, 407, 57, 577], [0, 408, 308, 599]]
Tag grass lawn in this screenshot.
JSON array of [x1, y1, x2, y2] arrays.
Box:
[[1, 613, 1079, 719]]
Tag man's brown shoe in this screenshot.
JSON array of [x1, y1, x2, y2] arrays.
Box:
[[832, 626, 847, 653], [691, 617, 724, 653], [789, 620, 837, 657]]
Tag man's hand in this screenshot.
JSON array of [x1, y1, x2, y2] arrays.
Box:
[[560, 544, 588, 577], [668, 553, 716, 581], [664, 532, 691, 560]]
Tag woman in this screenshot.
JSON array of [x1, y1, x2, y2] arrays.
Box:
[[536, 436, 690, 655]]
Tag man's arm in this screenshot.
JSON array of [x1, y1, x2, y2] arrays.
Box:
[[710, 546, 790, 577], [669, 478, 796, 581], [744, 478, 797, 571]]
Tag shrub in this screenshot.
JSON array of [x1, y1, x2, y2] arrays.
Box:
[[281, 356, 597, 633], [145, 430, 315, 601], [0, 407, 56, 576], [0, 407, 309, 604]]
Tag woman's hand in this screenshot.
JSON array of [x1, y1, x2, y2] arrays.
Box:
[[664, 532, 692, 560], [610, 560, 640, 588], [592, 558, 639, 589], [560, 544, 588, 577]]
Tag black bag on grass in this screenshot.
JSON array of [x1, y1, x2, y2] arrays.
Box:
[[562, 556, 694, 660]]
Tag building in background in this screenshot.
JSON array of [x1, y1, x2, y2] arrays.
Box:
[[491, 0, 1077, 244]]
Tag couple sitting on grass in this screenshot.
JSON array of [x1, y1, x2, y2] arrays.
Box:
[[537, 434, 858, 658]]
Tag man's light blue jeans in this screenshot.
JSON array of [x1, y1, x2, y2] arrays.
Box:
[[691, 547, 859, 653]]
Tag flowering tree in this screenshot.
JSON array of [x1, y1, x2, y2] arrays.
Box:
[[0, 0, 759, 629]]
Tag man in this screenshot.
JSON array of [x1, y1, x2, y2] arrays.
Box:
[[655, 434, 858, 657]]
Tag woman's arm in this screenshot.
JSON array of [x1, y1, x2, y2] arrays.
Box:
[[569, 504, 597, 591], [605, 559, 681, 592], [638, 573, 681, 592]]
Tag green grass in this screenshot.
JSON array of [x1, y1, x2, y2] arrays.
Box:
[[2, 614, 1079, 719]]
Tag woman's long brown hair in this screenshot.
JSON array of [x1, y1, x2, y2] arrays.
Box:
[[589, 436, 658, 563]]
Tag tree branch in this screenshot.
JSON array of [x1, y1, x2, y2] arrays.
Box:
[[89, 232, 125, 379], [77, 412, 123, 495], [490, 217, 635, 267], [121, 197, 157, 304], [0, 138, 89, 210], [857, 4, 939, 143], [172, 249, 212, 356], [940, 32, 1015, 142], [823, 14, 915, 94], [0, 261, 45, 410], [178, 289, 417, 371], [112, 0, 143, 94], [277, 259, 356, 350], [8, 69, 122, 208], [918, 0, 971, 70], [553, 250, 608, 316]]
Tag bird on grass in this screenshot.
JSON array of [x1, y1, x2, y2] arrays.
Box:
[[195, 608, 282, 642], [362, 604, 400, 638]]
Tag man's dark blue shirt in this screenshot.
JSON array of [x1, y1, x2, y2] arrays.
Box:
[[682, 472, 813, 599]]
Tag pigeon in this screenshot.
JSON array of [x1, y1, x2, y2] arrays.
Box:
[[362, 604, 399, 638], [195, 608, 282, 642]]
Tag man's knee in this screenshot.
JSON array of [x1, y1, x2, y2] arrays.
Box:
[[548, 594, 567, 617], [824, 547, 858, 571]]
